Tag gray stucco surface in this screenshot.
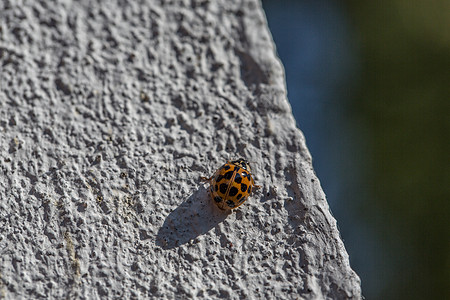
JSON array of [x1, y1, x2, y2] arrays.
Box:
[[0, 0, 362, 299]]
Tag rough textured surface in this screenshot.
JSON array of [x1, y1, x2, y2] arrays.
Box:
[[0, 0, 362, 299]]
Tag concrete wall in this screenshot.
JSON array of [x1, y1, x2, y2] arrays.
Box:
[[0, 0, 361, 298]]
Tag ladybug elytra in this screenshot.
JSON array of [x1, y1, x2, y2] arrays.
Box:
[[203, 158, 257, 210]]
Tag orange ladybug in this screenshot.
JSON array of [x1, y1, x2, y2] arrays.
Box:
[[204, 158, 258, 210]]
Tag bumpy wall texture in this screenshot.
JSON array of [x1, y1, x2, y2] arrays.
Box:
[[0, 0, 362, 299]]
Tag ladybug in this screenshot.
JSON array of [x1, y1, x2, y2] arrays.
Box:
[[203, 158, 258, 210]]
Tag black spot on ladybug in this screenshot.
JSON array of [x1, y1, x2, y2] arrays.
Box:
[[214, 196, 223, 203], [219, 183, 228, 194], [226, 200, 235, 208], [215, 184, 219, 191], [234, 173, 242, 183], [224, 165, 231, 170], [224, 171, 234, 180], [240, 183, 247, 193], [236, 193, 243, 200], [239, 196, 246, 203], [216, 175, 224, 182], [241, 171, 248, 178], [248, 186, 252, 194], [229, 186, 238, 197]]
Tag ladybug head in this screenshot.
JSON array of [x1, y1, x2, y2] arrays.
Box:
[[231, 158, 251, 172]]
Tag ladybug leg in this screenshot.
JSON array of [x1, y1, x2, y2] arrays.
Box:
[[251, 177, 261, 189], [200, 176, 212, 182]]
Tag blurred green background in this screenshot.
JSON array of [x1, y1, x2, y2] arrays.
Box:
[[262, 0, 450, 299]]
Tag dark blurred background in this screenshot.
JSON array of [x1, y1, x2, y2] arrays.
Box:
[[261, 0, 450, 299]]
